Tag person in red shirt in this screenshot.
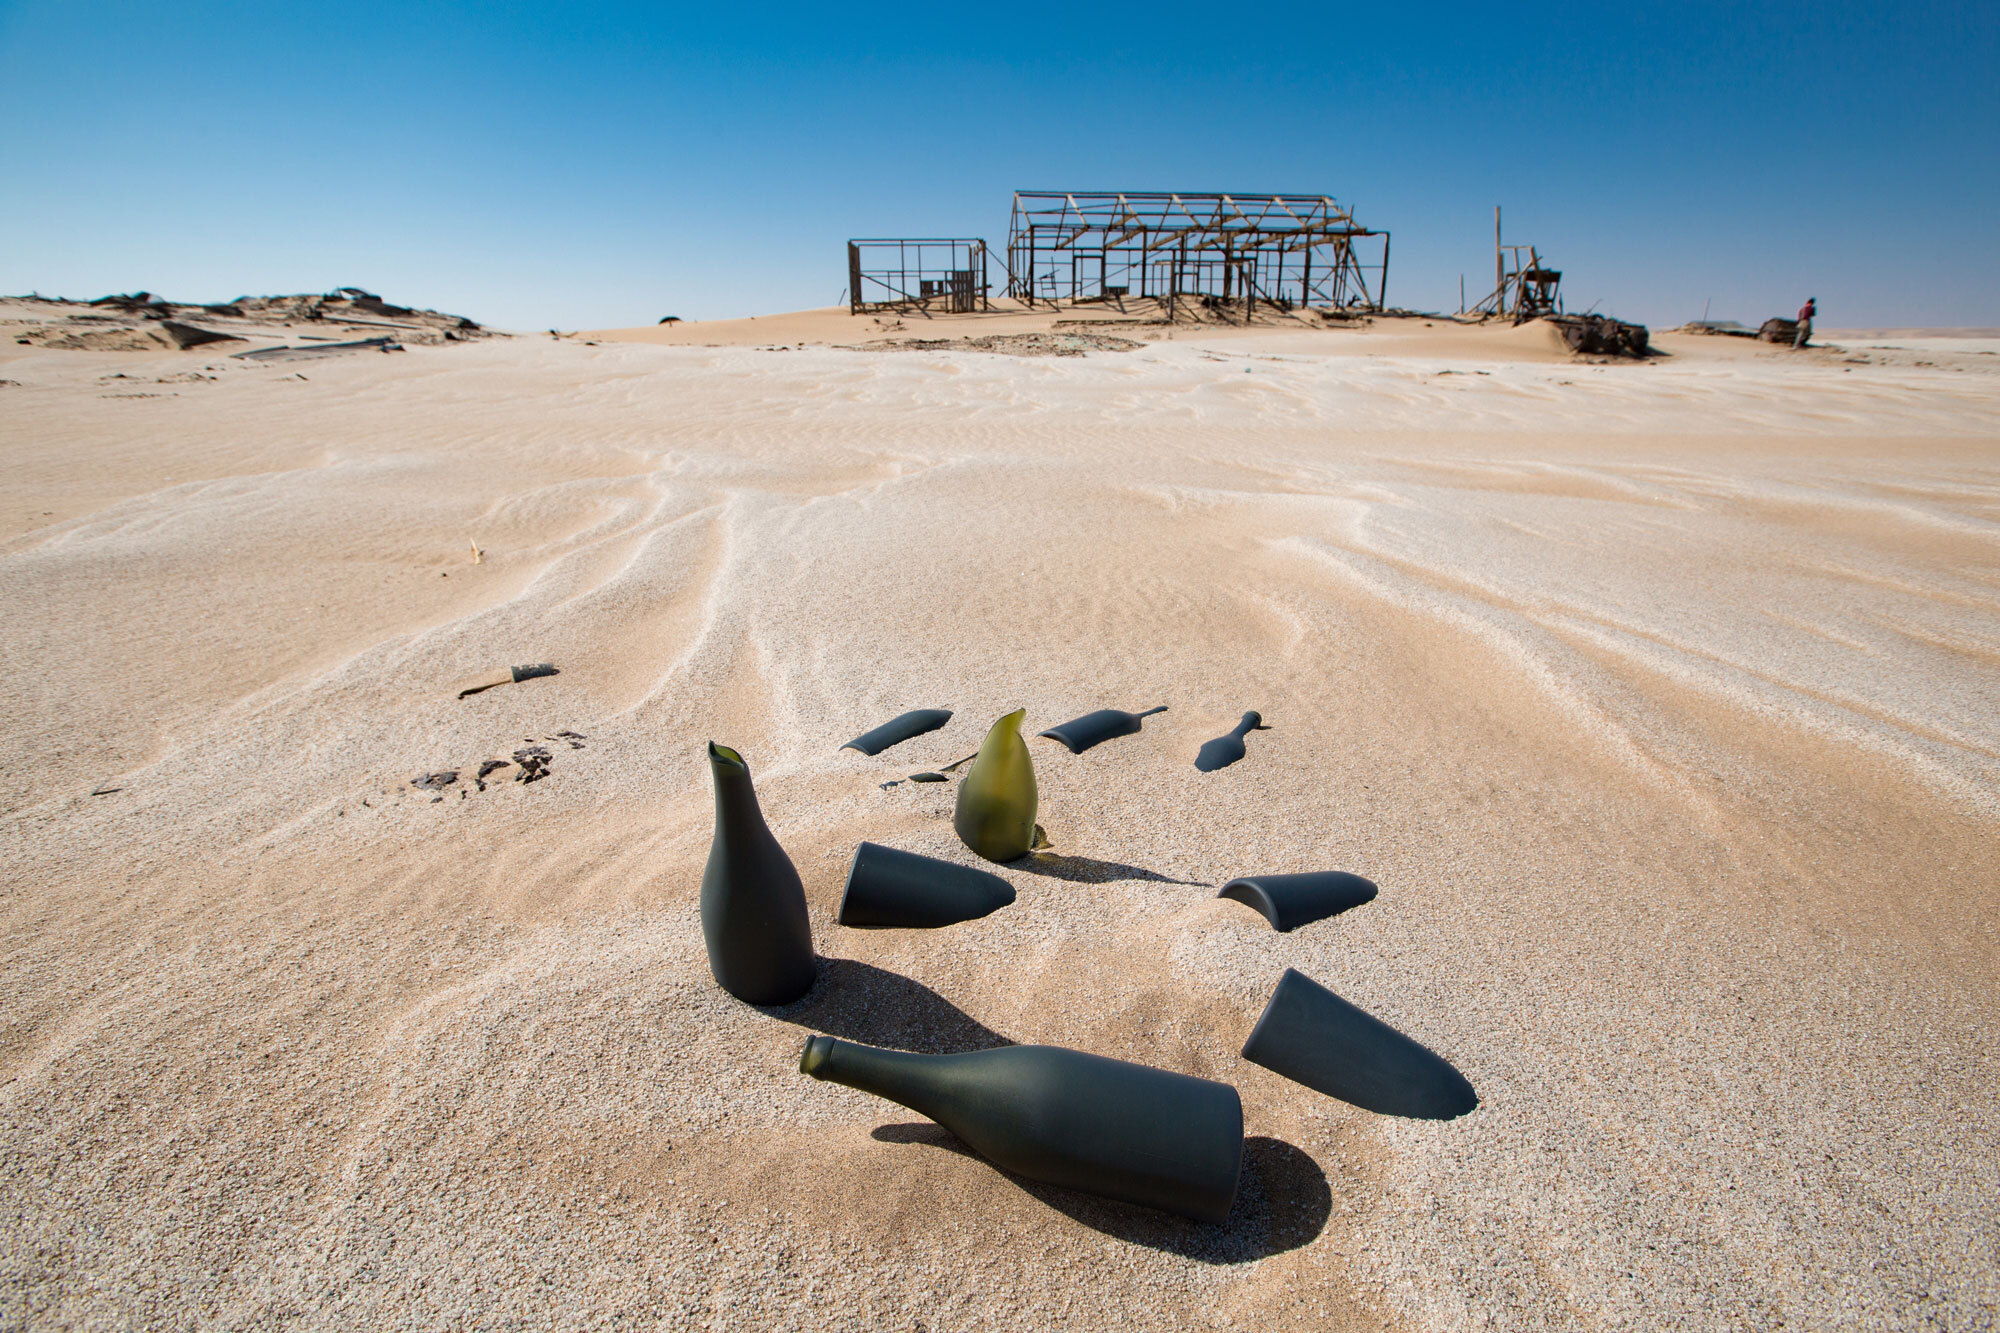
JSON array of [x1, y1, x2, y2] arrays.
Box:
[[1794, 298, 1816, 348]]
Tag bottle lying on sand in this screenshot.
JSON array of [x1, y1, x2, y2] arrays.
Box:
[[800, 1035, 1243, 1222], [841, 708, 953, 756], [1241, 968, 1477, 1120], [453, 662, 559, 699], [1195, 711, 1270, 772], [1037, 705, 1167, 755], [838, 842, 1016, 928], [1218, 871, 1377, 932], [700, 742, 815, 1005], [953, 709, 1045, 862]]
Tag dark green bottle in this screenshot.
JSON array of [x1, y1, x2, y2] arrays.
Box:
[[1037, 705, 1167, 755], [1195, 710, 1270, 772], [800, 1035, 1243, 1222], [700, 742, 815, 1005], [1218, 871, 1377, 932], [953, 709, 1040, 862], [840, 708, 953, 756]]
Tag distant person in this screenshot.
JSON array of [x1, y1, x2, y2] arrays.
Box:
[[1794, 297, 1816, 349]]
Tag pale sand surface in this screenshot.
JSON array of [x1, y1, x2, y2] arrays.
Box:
[[2, 301, 1997, 1330], [581, 300, 1589, 364]]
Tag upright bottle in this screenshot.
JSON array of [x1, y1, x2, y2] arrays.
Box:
[[800, 1035, 1242, 1222], [953, 709, 1040, 862], [700, 742, 815, 1005]]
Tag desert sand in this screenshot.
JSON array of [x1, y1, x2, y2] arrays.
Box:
[[2, 295, 1996, 1330]]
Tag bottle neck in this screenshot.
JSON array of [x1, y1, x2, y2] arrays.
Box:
[[800, 1037, 946, 1121], [709, 752, 767, 830]]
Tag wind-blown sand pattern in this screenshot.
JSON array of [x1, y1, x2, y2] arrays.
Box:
[[2, 302, 1996, 1330]]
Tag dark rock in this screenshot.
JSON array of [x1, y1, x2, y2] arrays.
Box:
[[1546, 314, 1649, 357], [350, 295, 416, 318], [156, 321, 245, 350]]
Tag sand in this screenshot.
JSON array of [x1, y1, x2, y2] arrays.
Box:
[[2, 297, 1996, 1331]]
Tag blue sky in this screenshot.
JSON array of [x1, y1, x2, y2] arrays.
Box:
[[2, 2, 1994, 329]]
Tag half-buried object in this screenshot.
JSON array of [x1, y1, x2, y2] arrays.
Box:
[[1195, 711, 1269, 772], [1218, 871, 1377, 932], [1037, 706, 1167, 755], [801, 1035, 1242, 1222], [1241, 969, 1476, 1120], [700, 742, 816, 1006], [842, 709, 953, 756], [839, 841, 1016, 928], [954, 709, 1041, 862]]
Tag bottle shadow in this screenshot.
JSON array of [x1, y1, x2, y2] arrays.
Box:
[[871, 1124, 1330, 1263], [1011, 853, 1208, 887], [763, 957, 1014, 1054]]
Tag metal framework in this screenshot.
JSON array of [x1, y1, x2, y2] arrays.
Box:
[[1472, 206, 1561, 321], [1003, 191, 1389, 314], [847, 238, 990, 315]]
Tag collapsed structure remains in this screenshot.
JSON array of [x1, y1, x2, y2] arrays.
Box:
[[847, 239, 992, 315], [1005, 191, 1388, 314], [1470, 207, 1562, 321], [847, 190, 1390, 318]]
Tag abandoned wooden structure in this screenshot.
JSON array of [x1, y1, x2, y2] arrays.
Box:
[[1002, 192, 1390, 315], [1472, 206, 1562, 321], [847, 238, 990, 315]]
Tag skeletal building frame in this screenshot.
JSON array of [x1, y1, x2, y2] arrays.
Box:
[[1471, 207, 1562, 321], [1003, 192, 1389, 314], [847, 238, 991, 315]]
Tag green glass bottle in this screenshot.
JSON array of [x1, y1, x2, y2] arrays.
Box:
[[700, 742, 815, 1006], [953, 709, 1040, 862], [800, 1035, 1243, 1222]]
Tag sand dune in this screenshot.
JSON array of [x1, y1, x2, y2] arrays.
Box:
[[2, 301, 1996, 1330]]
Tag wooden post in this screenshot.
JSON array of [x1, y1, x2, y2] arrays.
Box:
[[1494, 206, 1504, 318], [847, 243, 863, 314]]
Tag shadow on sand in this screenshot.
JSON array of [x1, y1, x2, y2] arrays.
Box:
[[1012, 853, 1208, 886], [763, 957, 1013, 1054], [871, 1124, 1331, 1263]]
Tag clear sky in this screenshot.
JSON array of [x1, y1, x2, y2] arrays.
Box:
[[2, 2, 1994, 330]]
